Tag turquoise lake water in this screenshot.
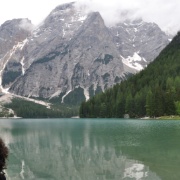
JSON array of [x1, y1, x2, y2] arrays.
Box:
[[0, 118, 180, 180]]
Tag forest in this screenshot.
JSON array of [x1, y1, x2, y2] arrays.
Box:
[[79, 32, 180, 118], [5, 98, 79, 118]]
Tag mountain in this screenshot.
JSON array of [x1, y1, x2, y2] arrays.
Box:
[[0, 18, 32, 59], [111, 19, 170, 70], [79, 32, 180, 118], [0, 18, 32, 90], [0, 2, 171, 106]]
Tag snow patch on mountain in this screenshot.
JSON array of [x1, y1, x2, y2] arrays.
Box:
[[77, 15, 87, 22], [61, 90, 72, 103], [128, 52, 142, 62], [84, 88, 90, 101], [0, 43, 22, 92], [121, 53, 144, 71], [20, 57, 25, 75], [49, 90, 62, 99]]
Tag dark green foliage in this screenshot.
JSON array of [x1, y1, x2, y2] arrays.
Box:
[[80, 32, 180, 118], [95, 86, 102, 94], [49, 92, 66, 104], [175, 101, 180, 115], [5, 98, 79, 118], [124, 72, 134, 79], [146, 90, 153, 116], [89, 85, 95, 98], [64, 87, 86, 105], [88, 85, 103, 98], [0, 107, 13, 117], [114, 76, 123, 83], [2, 71, 21, 86]]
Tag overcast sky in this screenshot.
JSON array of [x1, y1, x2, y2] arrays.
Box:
[[0, 0, 180, 35]]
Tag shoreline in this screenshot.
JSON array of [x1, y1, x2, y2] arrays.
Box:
[[158, 116, 180, 120], [141, 116, 180, 120]]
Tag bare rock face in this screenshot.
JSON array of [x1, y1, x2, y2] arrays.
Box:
[[0, 18, 32, 59], [0, 18, 33, 88], [9, 8, 130, 102], [110, 19, 171, 71], [0, 2, 171, 104]]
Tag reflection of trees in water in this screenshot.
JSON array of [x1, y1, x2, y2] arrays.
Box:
[[1, 120, 180, 180]]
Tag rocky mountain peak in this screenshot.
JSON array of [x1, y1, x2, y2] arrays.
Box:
[[52, 2, 75, 12], [0, 18, 32, 59], [8, 7, 128, 102], [0, 2, 172, 105], [110, 18, 170, 71]]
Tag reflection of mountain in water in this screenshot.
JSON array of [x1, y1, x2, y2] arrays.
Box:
[[0, 119, 179, 180]]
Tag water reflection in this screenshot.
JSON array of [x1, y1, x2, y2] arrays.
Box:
[[0, 119, 179, 180], [124, 163, 147, 179]]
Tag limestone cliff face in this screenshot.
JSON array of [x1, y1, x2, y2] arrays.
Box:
[[0, 2, 171, 103], [110, 19, 171, 70], [0, 18, 32, 59], [9, 10, 129, 101], [0, 19, 32, 89]]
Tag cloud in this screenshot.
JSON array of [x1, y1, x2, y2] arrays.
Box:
[[0, 0, 71, 26], [74, 0, 180, 34], [0, 0, 180, 35], [19, 19, 35, 32]]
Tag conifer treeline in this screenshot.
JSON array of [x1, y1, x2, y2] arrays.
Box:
[[79, 32, 180, 118], [5, 98, 79, 118]]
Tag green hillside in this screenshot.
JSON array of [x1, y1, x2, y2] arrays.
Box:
[[79, 32, 180, 118], [4, 98, 79, 118]]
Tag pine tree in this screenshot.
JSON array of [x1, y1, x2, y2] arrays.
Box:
[[146, 90, 153, 117]]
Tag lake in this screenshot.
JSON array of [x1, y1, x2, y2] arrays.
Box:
[[0, 119, 180, 180]]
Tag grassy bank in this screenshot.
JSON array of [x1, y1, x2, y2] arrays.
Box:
[[158, 116, 180, 120]]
